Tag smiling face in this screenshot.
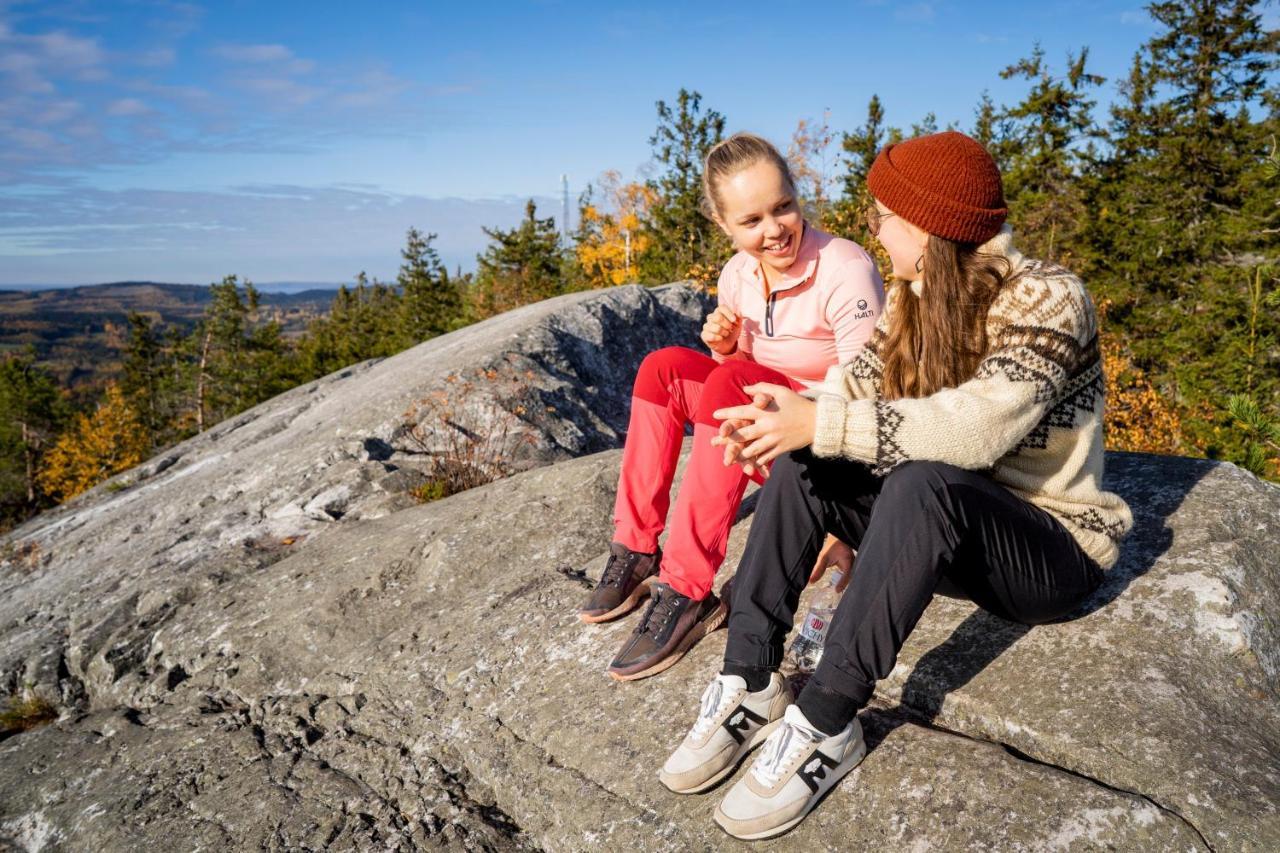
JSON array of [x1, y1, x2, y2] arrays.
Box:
[[712, 159, 805, 275], [871, 198, 930, 281]]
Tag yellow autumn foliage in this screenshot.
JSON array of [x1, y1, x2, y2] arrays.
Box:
[[576, 173, 657, 288], [1097, 300, 1183, 454], [37, 384, 148, 502]]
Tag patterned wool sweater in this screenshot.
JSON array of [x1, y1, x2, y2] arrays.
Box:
[[806, 227, 1133, 569]]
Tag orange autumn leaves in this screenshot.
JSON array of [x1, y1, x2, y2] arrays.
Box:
[[575, 172, 657, 288], [37, 384, 147, 502]]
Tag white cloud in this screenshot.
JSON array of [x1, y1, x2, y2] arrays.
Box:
[[135, 47, 176, 67], [0, 185, 562, 283], [31, 98, 81, 124], [0, 11, 457, 185], [235, 76, 322, 107], [211, 42, 315, 74], [212, 42, 295, 63], [106, 98, 150, 117], [894, 2, 935, 23], [29, 30, 104, 68]]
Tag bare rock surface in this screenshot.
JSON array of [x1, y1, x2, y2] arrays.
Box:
[[1, 284, 1277, 851]]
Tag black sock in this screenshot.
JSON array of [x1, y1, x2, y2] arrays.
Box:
[[796, 684, 861, 737], [721, 663, 772, 693]]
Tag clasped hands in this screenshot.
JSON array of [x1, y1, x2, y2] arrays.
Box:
[[713, 386, 851, 590], [711, 383, 817, 479]]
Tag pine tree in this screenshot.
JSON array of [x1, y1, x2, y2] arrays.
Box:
[[997, 44, 1105, 263], [120, 311, 187, 452], [826, 95, 888, 241], [0, 350, 65, 522], [637, 89, 729, 284], [397, 228, 462, 345], [297, 272, 404, 378], [189, 276, 290, 430], [1085, 0, 1278, 464], [471, 200, 565, 317], [838, 95, 885, 203]]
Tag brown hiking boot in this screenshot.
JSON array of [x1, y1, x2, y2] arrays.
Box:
[[579, 543, 661, 624], [607, 581, 726, 681]]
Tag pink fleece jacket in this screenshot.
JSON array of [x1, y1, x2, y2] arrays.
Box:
[[712, 222, 884, 388]]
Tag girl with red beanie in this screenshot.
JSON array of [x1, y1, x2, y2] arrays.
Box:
[[580, 132, 884, 682], [658, 131, 1132, 839]]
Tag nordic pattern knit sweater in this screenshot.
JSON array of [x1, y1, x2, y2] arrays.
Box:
[[806, 226, 1133, 569]]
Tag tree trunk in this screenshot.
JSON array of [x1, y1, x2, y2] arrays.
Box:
[[21, 421, 35, 505], [196, 328, 212, 433]]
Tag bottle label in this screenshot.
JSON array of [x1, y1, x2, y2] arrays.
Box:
[[799, 612, 829, 644]]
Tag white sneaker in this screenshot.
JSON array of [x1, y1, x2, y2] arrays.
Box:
[[659, 672, 792, 794], [713, 703, 866, 840]]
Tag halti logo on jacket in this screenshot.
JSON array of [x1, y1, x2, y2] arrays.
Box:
[[857, 299, 868, 311], [853, 298, 874, 320]]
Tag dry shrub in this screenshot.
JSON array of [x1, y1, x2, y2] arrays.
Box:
[[0, 689, 57, 737], [1098, 300, 1183, 454], [402, 366, 540, 502], [0, 539, 42, 574]]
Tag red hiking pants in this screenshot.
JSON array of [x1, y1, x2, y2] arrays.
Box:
[[612, 346, 802, 601]]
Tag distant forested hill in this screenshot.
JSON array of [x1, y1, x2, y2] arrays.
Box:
[[0, 282, 336, 389]]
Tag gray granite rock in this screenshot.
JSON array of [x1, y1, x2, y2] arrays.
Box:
[[1, 284, 1276, 851]]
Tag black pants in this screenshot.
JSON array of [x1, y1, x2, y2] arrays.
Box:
[[724, 450, 1103, 734]]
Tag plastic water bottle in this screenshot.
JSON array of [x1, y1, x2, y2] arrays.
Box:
[[785, 570, 846, 674]]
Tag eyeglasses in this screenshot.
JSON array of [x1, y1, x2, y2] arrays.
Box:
[[864, 206, 896, 237]]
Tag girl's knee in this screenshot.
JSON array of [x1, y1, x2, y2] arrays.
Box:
[[634, 347, 708, 404], [880, 460, 964, 499], [696, 361, 763, 423]]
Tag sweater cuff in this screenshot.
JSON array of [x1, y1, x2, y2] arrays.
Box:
[[811, 395, 878, 461], [812, 394, 847, 457]]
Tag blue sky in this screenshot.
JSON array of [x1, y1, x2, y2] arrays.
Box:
[[0, 1, 1265, 286]]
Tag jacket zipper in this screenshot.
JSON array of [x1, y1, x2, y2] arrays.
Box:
[[765, 292, 777, 337]]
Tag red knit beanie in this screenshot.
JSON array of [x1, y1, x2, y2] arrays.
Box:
[[866, 130, 1007, 244]]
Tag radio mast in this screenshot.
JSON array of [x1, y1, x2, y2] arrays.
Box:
[[561, 174, 570, 244]]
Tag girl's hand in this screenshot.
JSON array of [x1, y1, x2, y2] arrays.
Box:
[[701, 306, 741, 356], [810, 534, 853, 591], [717, 390, 772, 478], [712, 383, 817, 467]]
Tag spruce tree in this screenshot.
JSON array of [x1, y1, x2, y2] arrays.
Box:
[[1086, 0, 1278, 464], [826, 95, 888, 241], [122, 312, 175, 451], [188, 276, 289, 430], [637, 89, 729, 284], [997, 44, 1105, 263], [0, 350, 65, 522], [472, 200, 565, 317], [397, 228, 462, 344]]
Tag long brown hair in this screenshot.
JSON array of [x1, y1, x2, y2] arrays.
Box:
[[880, 236, 1014, 400]]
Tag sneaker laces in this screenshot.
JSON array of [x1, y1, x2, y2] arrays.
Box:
[[690, 677, 741, 739], [751, 719, 821, 787], [634, 585, 682, 637], [600, 549, 640, 588]]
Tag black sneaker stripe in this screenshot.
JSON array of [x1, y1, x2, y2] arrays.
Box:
[[795, 747, 842, 794], [720, 704, 768, 745]]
